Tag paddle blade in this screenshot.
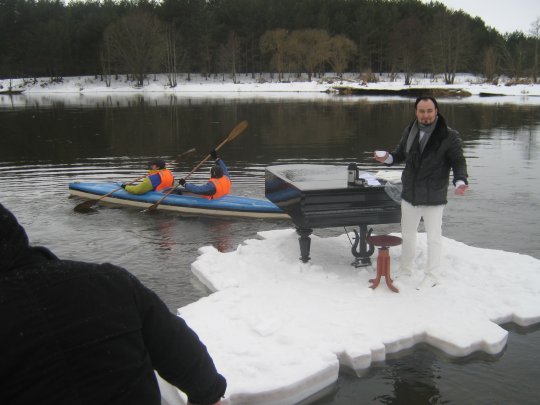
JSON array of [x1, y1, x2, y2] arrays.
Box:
[[227, 120, 248, 142], [74, 199, 98, 212], [175, 148, 196, 161]]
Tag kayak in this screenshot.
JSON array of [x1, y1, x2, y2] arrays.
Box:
[[69, 182, 290, 219]]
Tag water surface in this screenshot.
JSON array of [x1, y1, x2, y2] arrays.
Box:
[[1, 93, 539, 404]]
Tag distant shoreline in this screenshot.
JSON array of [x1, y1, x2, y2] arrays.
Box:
[[333, 86, 473, 98], [1, 73, 540, 99]]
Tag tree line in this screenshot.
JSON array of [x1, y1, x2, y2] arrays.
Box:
[[1, 0, 539, 85]]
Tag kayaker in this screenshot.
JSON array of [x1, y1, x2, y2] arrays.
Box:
[[0, 202, 226, 405], [177, 150, 231, 199], [122, 158, 174, 194]]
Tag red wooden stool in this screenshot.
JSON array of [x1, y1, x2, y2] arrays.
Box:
[[366, 234, 402, 293]]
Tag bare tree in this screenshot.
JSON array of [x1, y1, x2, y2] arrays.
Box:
[[389, 17, 422, 85], [260, 29, 289, 81], [428, 11, 472, 84], [99, 40, 112, 87], [530, 17, 540, 83], [500, 33, 525, 79], [288, 29, 331, 81], [327, 35, 357, 77], [103, 11, 167, 87], [218, 32, 240, 83], [482, 46, 498, 83], [164, 22, 178, 88]]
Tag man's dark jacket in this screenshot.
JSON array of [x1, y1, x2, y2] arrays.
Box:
[[389, 114, 468, 206], [0, 203, 226, 405]]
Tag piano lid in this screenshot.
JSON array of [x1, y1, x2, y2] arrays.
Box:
[[266, 164, 397, 190], [267, 164, 348, 191]]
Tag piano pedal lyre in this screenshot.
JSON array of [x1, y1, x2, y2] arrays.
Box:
[[350, 226, 375, 268]]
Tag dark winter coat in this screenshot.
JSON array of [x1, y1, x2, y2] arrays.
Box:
[[389, 114, 468, 206], [0, 203, 226, 405]]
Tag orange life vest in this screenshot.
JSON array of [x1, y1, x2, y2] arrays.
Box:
[[155, 169, 174, 191], [206, 176, 231, 199]]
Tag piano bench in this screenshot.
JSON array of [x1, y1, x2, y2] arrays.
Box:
[[366, 235, 402, 293]]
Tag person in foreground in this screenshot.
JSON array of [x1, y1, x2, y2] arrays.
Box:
[[0, 202, 226, 405], [177, 150, 231, 199], [374, 96, 469, 290], [122, 158, 174, 194]]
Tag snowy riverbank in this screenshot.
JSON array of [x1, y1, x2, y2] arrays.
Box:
[[2, 72, 540, 98]]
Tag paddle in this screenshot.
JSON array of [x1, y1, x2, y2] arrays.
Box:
[[172, 147, 197, 163], [74, 174, 146, 212], [146, 120, 248, 212], [74, 148, 197, 212]]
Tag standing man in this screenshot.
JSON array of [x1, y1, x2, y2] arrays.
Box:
[[177, 150, 231, 199], [122, 158, 174, 194], [374, 96, 469, 289]]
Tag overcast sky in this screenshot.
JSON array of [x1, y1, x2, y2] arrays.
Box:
[[420, 0, 540, 35]]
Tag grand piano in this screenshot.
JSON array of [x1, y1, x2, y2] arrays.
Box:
[[265, 164, 402, 266]]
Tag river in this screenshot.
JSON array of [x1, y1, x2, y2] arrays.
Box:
[[1, 92, 539, 404]]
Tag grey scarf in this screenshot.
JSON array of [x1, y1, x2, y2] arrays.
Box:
[[406, 116, 438, 153]]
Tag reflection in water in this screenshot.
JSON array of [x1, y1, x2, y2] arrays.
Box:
[[211, 219, 235, 252], [155, 216, 176, 251], [376, 350, 442, 405], [2, 95, 540, 168]]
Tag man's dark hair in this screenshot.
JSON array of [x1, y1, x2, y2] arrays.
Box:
[[149, 158, 166, 170], [414, 96, 439, 111], [210, 165, 224, 179]]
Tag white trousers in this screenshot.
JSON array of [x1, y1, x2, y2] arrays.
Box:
[[400, 200, 445, 274]]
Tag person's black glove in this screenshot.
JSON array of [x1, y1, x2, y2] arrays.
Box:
[[210, 149, 218, 160], [178, 178, 186, 186], [121, 183, 127, 189]]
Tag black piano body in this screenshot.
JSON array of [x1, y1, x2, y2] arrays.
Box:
[[265, 164, 401, 265]]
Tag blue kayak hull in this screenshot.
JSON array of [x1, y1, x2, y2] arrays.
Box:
[[69, 182, 290, 219]]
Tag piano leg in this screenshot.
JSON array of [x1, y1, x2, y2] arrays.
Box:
[[296, 228, 313, 263], [351, 225, 375, 267]]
